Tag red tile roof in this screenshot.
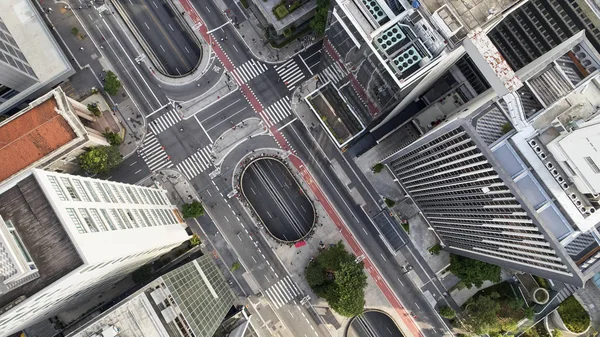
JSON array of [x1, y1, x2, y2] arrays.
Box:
[[0, 98, 77, 182]]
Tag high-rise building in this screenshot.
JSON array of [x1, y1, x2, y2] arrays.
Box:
[[376, 27, 600, 286], [66, 255, 237, 337], [0, 169, 190, 335], [0, 87, 109, 189], [0, 0, 74, 115]]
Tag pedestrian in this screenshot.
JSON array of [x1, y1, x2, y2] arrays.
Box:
[[79, 47, 84, 52]]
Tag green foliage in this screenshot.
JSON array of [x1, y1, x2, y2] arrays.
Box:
[[181, 200, 204, 219], [429, 244, 442, 255], [438, 305, 455, 319], [523, 323, 551, 337], [240, 0, 249, 8], [304, 241, 366, 317], [87, 103, 101, 116], [71, 27, 79, 36], [552, 329, 562, 337], [558, 296, 590, 333], [384, 198, 395, 207], [463, 292, 501, 335], [310, 0, 331, 36], [401, 222, 409, 233], [283, 25, 296, 37], [449, 254, 501, 288], [534, 275, 550, 290], [231, 261, 241, 271], [132, 264, 153, 284], [372, 163, 384, 173], [502, 122, 514, 134], [103, 131, 122, 146], [273, 5, 289, 19], [78, 146, 123, 174], [103, 71, 121, 96], [189, 234, 201, 247]]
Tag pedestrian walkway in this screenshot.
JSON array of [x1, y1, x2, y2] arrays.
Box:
[[231, 59, 269, 85], [274, 58, 305, 91], [175, 145, 214, 180], [148, 109, 181, 135], [320, 61, 346, 84], [262, 97, 292, 127], [139, 132, 173, 172], [264, 275, 302, 309]]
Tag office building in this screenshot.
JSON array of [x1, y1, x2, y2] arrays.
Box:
[[375, 26, 600, 286], [0, 0, 74, 115], [0, 169, 190, 335], [0, 87, 109, 189], [66, 255, 236, 337]]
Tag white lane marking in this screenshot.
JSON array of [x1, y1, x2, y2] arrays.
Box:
[[160, 44, 166, 52], [184, 46, 190, 53], [233, 45, 238, 52], [362, 227, 369, 235], [205, 6, 211, 12], [380, 253, 387, 261], [129, 161, 138, 166], [252, 256, 257, 263], [414, 302, 420, 309], [224, 215, 229, 222], [397, 278, 404, 286], [144, 22, 150, 30], [152, 1, 158, 8]]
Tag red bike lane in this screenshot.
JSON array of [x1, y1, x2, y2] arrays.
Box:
[[180, 2, 422, 336]]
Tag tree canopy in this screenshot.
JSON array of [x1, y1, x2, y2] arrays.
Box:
[[78, 146, 123, 174], [181, 200, 205, 219], [310, 0, 330, 36], [449, 254, 501, 288], [104, 70, 121, 96], [304, 241, 367, 317]]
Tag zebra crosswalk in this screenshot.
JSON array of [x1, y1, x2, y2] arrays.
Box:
[[320, 61, 346, 84], [175, 145, 213, 180], [140, 132, 173, 172], [275, 58, 305, 91], [262, 97, 292, 127], [232, 59, 269, 85], [264, 276, 302, 309], [148, 109, 181, 135]]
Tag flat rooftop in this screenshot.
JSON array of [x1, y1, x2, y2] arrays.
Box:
[[0, 97, 77, 182]]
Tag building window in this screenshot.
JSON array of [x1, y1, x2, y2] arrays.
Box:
[[66, 208, 87, 234], [126, 187, 139, 204], [111, 185, 125, 203], [78, 209, 99, 232], [111, 209, 129, 229], [89, 209, 108, 231], [136, 188, 148, 204], [103, 183, 118, 203], [94, 182, 110, 202], [125, 210, 139, 227], [585, 157, 600, 174], [72, 180, 91, 202], [144, 189, 157, 205], [84, 181, 100, 202], [61, 178, 80, 201], [47, 176, 67, 201], [143, 210, 157, 226], [99, 209, 117, 230], [150, 209, 162, 225], [4, 220, 36, 270], [131, 209, 146, 227], [119, 186, 131, 203], [117, 209, 133, 228]]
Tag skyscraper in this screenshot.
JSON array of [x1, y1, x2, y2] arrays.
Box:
[[0, 169, 190, 335], [0, 0, 74, 115], [66, 255, 236, 337]]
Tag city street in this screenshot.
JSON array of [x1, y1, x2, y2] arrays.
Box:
[[48, 0, 455, 336]]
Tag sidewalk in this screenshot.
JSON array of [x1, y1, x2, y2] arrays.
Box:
[[179, 71, 239, 118]]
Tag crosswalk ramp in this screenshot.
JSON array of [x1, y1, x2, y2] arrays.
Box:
[[175, 145, 213, 180], [232, 59, 269, 85], [264, 276, 302, 309], [320, 61, 346, 84], [262, 97, 292, 127], [148, 109, 181, 135], [274, 58, 305, 91], [140, 132, 173, 172]]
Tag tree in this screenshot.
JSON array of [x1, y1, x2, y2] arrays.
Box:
[[231, 261, 241, 271], [103, 71, 121, 96], [438, 305, 456, 319], [87, 103, 101, 116], [384, 198, 395, 207], [103, 131, 122, 146], [558, 296, 590, 333], [189, 233, 201, 247], [132, 264, 153, 284], [181, 200, 204, 219], [463, 292, 501, 335], [372, 163, 384, 173], [448, 254, 501, 288], [330, 261, 367, 316], [71, 27, 79, 36], [78, 146, 123, 174], [310, 7, 329, 36], [305, 261, 326, 287]]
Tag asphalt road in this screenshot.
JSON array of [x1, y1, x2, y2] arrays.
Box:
[[241, 158, 314, 241], [349, 311, 403, 337], [120, 0, 201, 75]]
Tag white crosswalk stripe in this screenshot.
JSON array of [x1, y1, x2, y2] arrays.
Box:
[[175, 145, 213, 180], [264, 276, 301, 309], [139, 132, 173, 172], [148, 109, 181, 135], [231, 59, 268, 85], [262, 97, 292, 127], [320, 62, 346, 84], [275, 58, 305, 91]]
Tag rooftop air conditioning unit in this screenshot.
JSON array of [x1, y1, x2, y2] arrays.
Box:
[[562, 182, 569, 189], [529, 139, 537, 147], [546, 162, 554, 169]]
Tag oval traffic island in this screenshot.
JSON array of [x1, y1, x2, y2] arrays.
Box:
[[348, 310, 404, 337], [240, 157, 315, 242]]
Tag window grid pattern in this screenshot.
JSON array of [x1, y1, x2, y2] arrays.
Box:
[[84, 181, 101, 202], [66, 208, 87, 234], [89, 209, 108, 231], [72, 180, 91, 202], [389, 126, 569, 272], [47, 176, 67, 201], [61, 178, 80, 201]]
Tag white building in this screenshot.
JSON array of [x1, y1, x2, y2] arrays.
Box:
[[0, 169, 190, 336]]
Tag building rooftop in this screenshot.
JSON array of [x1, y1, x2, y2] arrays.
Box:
[[0, 98, 77, 183]]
